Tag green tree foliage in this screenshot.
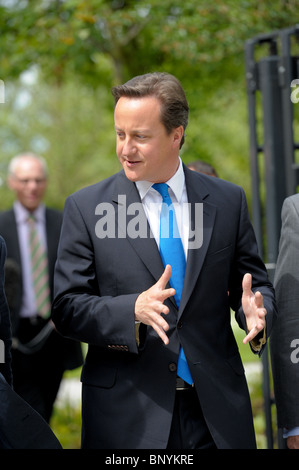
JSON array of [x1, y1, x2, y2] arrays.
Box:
[[1, 0, 297, 85], [0, 0, 298, 209]]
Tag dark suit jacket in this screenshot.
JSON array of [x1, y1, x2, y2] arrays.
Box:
[[271, 194, 299, 431], [0, 207, 82, 371], [0, 373, 62, 449], [52, 166, 277, 449], [0, 236, 12, 385]]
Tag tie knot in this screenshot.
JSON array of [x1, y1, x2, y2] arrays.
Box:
[[152, 183, 171, 203], [28, 214, 36, 225]]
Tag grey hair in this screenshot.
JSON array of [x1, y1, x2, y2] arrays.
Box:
[[8, 152, 48, 178]]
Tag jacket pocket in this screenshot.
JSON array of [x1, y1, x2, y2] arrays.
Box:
[[81, 362, 117, 388], [204, 245, 232, 267]]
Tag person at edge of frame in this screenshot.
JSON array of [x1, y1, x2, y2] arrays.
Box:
[[0, 152, 83, 424]]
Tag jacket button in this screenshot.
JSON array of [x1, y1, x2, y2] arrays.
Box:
[[169, 362, 177, 372], [177, 320, 183, 329]]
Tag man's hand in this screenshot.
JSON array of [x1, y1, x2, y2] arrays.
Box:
[[135, 265, 175, 345], [242, 273, 267, 345]]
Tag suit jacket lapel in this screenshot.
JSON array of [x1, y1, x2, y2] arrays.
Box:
[[7, 209, 22, 268], [112, 172, 165, 285], [179, 167, 217, 315], [45, 209, 58, 264], [112, 169, 217, 313]]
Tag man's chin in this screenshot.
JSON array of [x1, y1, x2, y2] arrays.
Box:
[[123, 168, 142, 182], [23, 201, 40, 211]]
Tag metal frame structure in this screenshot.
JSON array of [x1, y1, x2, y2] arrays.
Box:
[[245, 25, 299, 449]]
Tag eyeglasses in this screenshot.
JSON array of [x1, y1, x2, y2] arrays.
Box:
[[12, 177, 47, 186]]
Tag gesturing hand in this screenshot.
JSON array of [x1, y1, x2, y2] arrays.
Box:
[[242, 273, 267, 345], [135, 265, 175, 345]]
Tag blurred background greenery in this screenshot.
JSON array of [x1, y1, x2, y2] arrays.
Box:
[[1, 0, 297, 449], [1, 0, 298, 211]]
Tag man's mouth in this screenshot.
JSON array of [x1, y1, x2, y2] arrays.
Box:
[[125, 159, 140, 167]]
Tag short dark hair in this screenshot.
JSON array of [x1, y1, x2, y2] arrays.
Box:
[[111, 72, 189, 148]]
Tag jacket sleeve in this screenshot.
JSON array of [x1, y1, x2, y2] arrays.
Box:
[[230, 187, 276, 355], [52, 194, 139, 354]]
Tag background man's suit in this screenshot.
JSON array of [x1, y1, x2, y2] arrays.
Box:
[[0, 207, 83, 422], [0, 235, 62, 449], [53, 165, 276, 449], [271, 194, 299, 436], [0, 235, 12, 385]]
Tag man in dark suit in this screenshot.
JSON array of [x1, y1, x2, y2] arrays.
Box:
[[0, 235, 12, 385], [271, 194, 299, 449], [0, 234, 62, 449], [0, 152, 83, 423], [52, 72, 277, 449]]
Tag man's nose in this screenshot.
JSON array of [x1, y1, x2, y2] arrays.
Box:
[[27, 180, 39, 189], [122, 137, 136, 155]]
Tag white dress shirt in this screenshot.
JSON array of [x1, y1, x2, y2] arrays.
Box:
[[135, 158, 189, 260]]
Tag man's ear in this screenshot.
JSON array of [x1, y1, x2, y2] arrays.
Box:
[[173, 125, 184, 149], [7, 175, 15, 191]]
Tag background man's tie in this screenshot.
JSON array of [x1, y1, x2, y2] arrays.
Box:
[[152, 183, 193, 385], [28, 215, 51, 319]]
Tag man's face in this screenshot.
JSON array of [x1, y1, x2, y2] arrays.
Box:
[[8, 157, 47, 211], [114, 96, 183, 183]]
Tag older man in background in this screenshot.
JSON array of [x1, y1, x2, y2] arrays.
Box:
[[0, 152, 82, 423]]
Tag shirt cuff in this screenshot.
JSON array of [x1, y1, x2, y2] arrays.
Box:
[[283, 427, 299, 438], [135, 321, 141, 346], [250, 328, 266, 352]]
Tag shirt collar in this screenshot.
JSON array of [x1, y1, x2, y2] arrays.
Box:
[[135, 157, 185, 203], [14, 201, 46, 224]]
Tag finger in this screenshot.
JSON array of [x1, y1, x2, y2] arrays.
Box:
[[156, 264, 172, 290], [243, 318, 265, 344], [151, 318, 170, 345], [254, 291, 264, 309], [158, 302, 170, 316], [159, 287, 176, 302], [153, 324, 169, 345], [256, 311, 267, 328], [242, 273, 252, 296], [243, 325, 259, 345], [258, 307, 267, 320], [147, 304, 170, 330], [156, 315, 169, 333]]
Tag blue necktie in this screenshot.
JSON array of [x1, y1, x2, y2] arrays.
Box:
[[152, 183, 193, 385]]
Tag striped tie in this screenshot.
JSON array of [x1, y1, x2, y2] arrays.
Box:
[[28, 215, 51, 319]]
